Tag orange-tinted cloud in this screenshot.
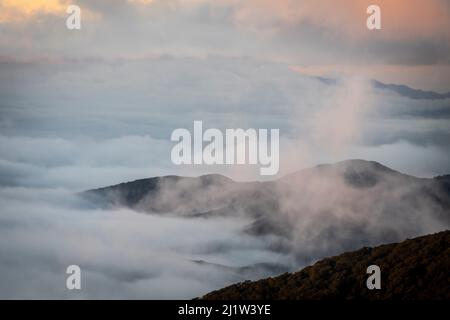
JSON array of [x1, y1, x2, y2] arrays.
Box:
[[231, 0, 450, 40], [0, 0, 70, 22], [128, 0, 154, 5], [0, 0, 101, 23]]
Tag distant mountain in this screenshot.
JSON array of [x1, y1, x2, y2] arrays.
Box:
[[82, 159, 450, 267], [316, 76, 450, 100], [191, 260, 289, 283], [201, 231, 450, 300], [371, 80, 450, 100], [83, 173, 237, 212]]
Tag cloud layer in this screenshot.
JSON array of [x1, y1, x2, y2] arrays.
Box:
[[0, 0, 449, 299], [0, 187, 290, 298], [1, 56, 449, 188]]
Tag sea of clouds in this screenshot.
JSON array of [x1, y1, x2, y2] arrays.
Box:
[[0, 56, 449, 298]]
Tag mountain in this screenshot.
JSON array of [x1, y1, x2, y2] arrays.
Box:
[[371, 80, 450, 100], [81, 159, 450, 267], [201, 231, 450, 300], [191, 260, 289, 283], [316, 76, 450, 100]]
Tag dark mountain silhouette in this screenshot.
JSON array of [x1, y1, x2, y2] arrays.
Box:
[[82, 159, 450, 269], [201, 231, 450, 300]]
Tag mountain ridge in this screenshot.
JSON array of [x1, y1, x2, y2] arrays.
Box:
[[200, 230, 450, 300], [83, 159, 422, 196], [81, 159, 450, 272]]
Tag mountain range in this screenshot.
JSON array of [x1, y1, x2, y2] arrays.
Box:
[[82, 159, 450, 270]]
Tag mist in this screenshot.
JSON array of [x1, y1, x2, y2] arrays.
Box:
[[1, 57, 449, 298], [0, 186, 294, 299]]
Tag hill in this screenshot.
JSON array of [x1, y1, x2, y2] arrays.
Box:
[[81, 159, 450, 268], [201, 231, 450, 300]]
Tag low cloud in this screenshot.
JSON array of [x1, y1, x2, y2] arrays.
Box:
[[1, 56, 449, 185], [0, 187, 288, 299], [1, 156, 448, 298], [0, 55, 449, 298]]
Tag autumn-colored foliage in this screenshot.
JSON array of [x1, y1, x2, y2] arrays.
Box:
[[202, 231, 450, 300]]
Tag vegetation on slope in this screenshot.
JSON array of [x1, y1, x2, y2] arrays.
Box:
[[202, 231, 450, 300]]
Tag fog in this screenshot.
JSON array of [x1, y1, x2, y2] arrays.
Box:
[[2, 155, 448, 298], [0, 187, 292, 299], [0, 56, 449, 298]]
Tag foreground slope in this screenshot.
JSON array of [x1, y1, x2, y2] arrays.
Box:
[[201, 231, 450, 300]]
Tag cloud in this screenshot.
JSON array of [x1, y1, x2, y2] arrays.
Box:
[[1, 154, 449, 298], [0, 0, 69, 22], [0, 0, 449, 300], [231, 0, 450, 39], [0, 56, 449, 187], [309, 77, 374, 153], [0, 0, 99, 23], [0, 55, 448, 296], [0, 187, 288, 298], [0, 135, 175, 189], [0, 0, 448, 75]]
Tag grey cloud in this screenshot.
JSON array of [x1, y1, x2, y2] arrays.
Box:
[[0, 56, 449, 187], [362, 129, 450, 148]]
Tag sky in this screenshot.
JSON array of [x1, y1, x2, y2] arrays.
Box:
[[1, 0, 449, 88], [0, 0, 449, 187], [0, 0, 449, 299]]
